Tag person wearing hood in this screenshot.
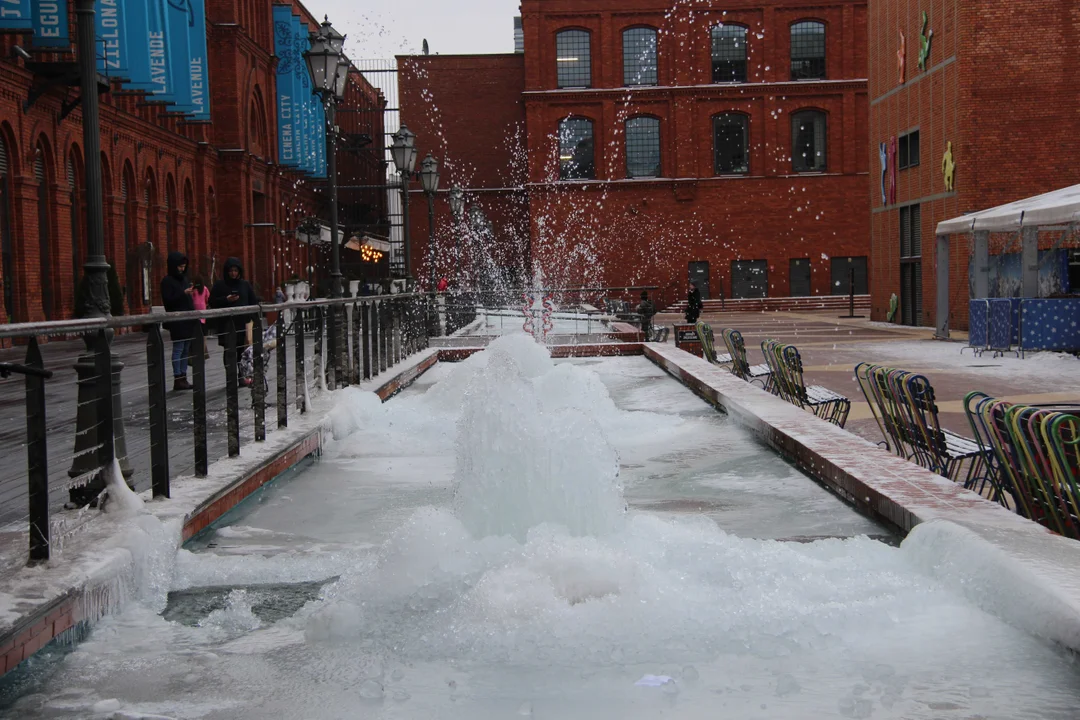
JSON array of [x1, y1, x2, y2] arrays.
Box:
[[209, 257, 260, 385], [160, 251, 197, 391]]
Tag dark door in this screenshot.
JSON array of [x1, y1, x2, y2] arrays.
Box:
[[789, 258, 811, 297], [731, 260, 768, 298], [689, 261, 710, 300], [830, 256, 868, 295]]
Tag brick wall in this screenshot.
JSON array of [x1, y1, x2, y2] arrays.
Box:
[[398, 55, 530, 285], [400, 0, 871, 302], [869, 0, 1080, 330]]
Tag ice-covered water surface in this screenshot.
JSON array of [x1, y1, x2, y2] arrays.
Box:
[[4, 335, 1080, 719]]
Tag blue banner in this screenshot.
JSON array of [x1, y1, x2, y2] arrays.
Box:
[[0, 1, 33, 31], [96, 0, 130, 76], [314, 101, 326, 178], [185, 0, 210, 120], [121, 0, 156, 91], [32, 0, 69, 47], [146, 0, 176, 103], [272, 6, 297, 166], [164, 0, 191, 109], [291, 15, 310, 174]]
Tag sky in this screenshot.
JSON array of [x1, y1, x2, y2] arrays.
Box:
[[316, 0, 521, 60]]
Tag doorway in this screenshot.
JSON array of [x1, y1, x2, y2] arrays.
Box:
[[731, 259, 768, 299], [688, 261, 710, 300], [789, 258, 811, 297]]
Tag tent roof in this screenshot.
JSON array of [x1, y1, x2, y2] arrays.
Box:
[[935, 183, 1080, 235]]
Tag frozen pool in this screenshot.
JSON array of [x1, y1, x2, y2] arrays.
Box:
[[3, 334, 1079, 719]]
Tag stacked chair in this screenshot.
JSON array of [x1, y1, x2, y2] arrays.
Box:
[[854, 363, 987, 491], [720, 328, 773, 390], [762, 340, 850, 427], [694, 321, 732, 365], [964, 392, 1080, 539]]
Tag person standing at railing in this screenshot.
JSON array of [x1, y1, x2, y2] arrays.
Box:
[[210, 258, 260, 387], [160, 252, 197, 392]]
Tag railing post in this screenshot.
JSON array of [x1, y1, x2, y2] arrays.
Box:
[[146, 324, 170, 498], [314, 306, 324, 390], [25, 337, 49, 565], [276, 312, 288, 428], [192, 326, 208, 477], [295, 307, 307, 413], [379, 301, 389, 373], [224, 318, 240, 457], [337, 304, 348, 387], [391, 300, 401, 365], [326, 302, 337, 389], [252, 314, 266, 442], [94, 329, 115, 471], [362, 301, 372, 381], [351, 301, 360, 384]]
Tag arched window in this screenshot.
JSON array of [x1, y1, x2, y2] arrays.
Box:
[[165, 175, 177, 257], [556, 29, 591, 88], [623, 27, 657, 86], [558, 118, 595, 180], [625, 117, 660, 178], [0, 133, 14, 320], [68, 149, 85, 289], [791, 21, 826, 80], [711, 25, 747, 83], [183, 180, 194, 256], [122, 162, 139, 308], [791, 110, 827, 172], [35, 145, 54, 320], [713, 113, 749, 175]]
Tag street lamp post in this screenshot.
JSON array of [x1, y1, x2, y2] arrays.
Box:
[[390, 125, 417, 284], [68, 0, 133, 506], [304, 16, 348, 299], [419, 153, 440, 290]]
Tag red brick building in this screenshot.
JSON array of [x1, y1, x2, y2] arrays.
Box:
[[401, 0, 870, 307], [869, 0, 1080, 329], [0, 0, 384, 324]]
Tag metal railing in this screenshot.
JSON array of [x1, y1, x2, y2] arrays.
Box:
[[0, 293, 442, 568]]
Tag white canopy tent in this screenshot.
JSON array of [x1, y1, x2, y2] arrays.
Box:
[[932, 184, 1080, 338]]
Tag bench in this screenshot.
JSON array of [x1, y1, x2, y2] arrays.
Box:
[[762, 340, 850, 427]]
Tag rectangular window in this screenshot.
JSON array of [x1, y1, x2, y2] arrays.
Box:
[[713, 114, 749, 174], [792, 110, 827, 173], [899, 130, 920, 170], [791, 21, 826, 80], [556, 30, 592, 88], [625, 117, 661, 178]]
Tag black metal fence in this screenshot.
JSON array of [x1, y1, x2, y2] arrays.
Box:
[[0, 293, 446, 569]]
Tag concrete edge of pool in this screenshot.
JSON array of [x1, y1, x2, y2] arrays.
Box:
[[3, 339, 1080, 679], [642, 343, 1080, 654], [0, 349, 440, 679]]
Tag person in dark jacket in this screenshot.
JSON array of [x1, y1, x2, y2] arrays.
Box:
[[636, 290, 656, 341], [685, 281, 703, 324], [209, 257, 260, 386], [160, 251, 197, 391]]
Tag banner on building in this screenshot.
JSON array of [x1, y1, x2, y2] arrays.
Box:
[[96, 0, 131, 76], [0, 1, 33, 31], [272, 5, 297, 166], [32, 1, 69, 47]]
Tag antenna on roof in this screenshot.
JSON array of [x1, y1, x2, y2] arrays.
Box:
[[422, 39, 430, 55]]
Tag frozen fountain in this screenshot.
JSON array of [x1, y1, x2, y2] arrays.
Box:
[[4, 335, 1080, 719]]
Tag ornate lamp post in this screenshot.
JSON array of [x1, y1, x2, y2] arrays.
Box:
[[69, 0, 132, 503], [419, 153, 440, 290], [390, 125, 417, 283], [304, 16, 348, 298], [448, 185, 464, 279]]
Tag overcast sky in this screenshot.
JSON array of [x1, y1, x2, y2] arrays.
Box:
[[316, 0, 521, 60]]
